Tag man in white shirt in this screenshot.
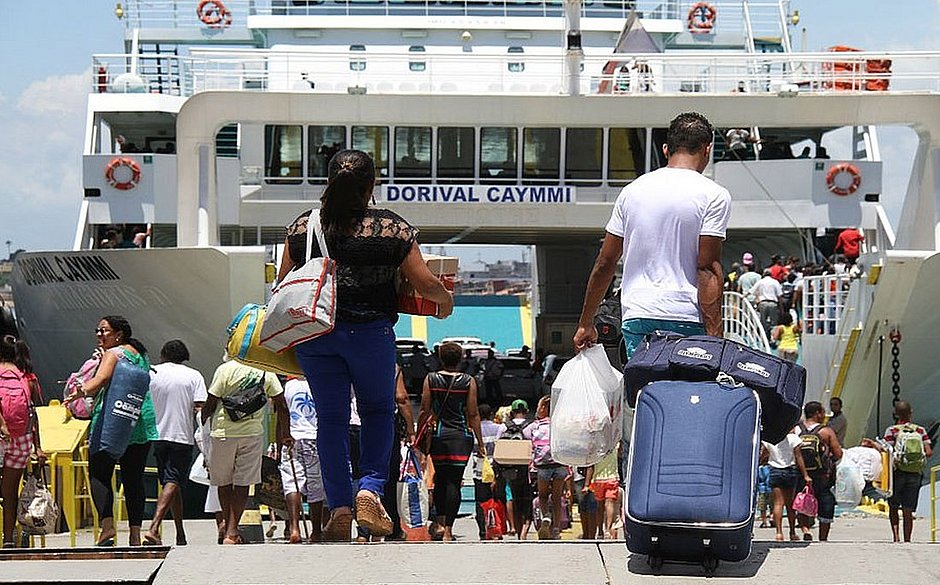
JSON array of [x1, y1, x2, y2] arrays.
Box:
[[574, 112, 731, 355], [143, 340, 207, 546], [748, 269, 783, 339]]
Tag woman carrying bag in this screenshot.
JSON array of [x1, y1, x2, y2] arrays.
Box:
[[65, 316, 157, 547], [277, 149, 453, 541], [416, 342, 485, 541]]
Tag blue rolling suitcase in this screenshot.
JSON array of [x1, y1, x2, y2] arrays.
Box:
[[625, 380, 760, 575]]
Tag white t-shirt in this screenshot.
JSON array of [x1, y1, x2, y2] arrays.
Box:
[[750, 276, 783, 303], [149, 362, 208, 445], [284, 378, 317, 441], [606, 167, 732, 322], [763, 433, 802, 469]]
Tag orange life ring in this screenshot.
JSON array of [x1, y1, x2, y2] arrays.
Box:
[[197, 0, 232, 29], [105, 157, 141, 191], [688, 2, 717, 33], [826, 163, 861, 196]]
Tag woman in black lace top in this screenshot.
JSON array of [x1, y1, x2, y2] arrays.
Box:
[[277, 149, 453, 541]]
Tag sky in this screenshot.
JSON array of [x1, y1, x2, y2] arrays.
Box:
[[0, 1, 938, 261]]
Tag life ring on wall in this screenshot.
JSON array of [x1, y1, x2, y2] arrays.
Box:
[[826, 163, 862, 196], [197, 0, 232, 29], [105, 157, 141, 191], [688, 2, 717, 33]]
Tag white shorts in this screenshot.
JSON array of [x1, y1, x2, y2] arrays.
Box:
[[209, 435, 264, 487], [279, 439, 325, 503]]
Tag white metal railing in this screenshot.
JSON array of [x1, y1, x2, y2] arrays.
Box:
[[90, 49, 940, 97], [722, 291, 771, 353], [119, 1, 785, 32], [803, 274, 851, 337]]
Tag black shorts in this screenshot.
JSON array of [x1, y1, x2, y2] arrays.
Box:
[[888, 470, 922, 511], [153, 441, 193, 486]]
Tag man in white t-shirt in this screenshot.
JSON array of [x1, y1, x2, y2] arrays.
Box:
[[143, 340, 208, 546], [747, 269, 783, 339], [574, 112, 732, 355]]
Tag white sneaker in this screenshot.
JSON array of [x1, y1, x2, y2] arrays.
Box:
[[538, 517, 552, 540]]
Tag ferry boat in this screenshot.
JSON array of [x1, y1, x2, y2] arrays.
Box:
[[10, 0, 940, 455]]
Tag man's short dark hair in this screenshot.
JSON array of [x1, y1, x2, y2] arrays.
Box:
[[830, 396, 843, 407], [804, 401, 824, 419], [161, 339, 190, 363], [666, 112, 714, 155], [441, 342, 463, 369], [479, 403, 492, 420]]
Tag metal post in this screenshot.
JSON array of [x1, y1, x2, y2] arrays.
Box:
[[564, 0, 583, 96], [876, 335, 883, 434]]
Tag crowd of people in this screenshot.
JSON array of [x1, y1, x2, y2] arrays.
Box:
[[0, 137, 934, 550], [723, 227, 865, 360]]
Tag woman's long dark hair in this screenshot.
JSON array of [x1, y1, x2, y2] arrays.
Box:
[[0, 335, 16, 363], [13, 339, 33, 374], [102, 315, 148, 357], [319, 149, 376, 236]]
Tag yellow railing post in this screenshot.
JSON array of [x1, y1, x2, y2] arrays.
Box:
[[931, 466, 936, 542]]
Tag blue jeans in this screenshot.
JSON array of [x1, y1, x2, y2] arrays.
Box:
[[295, 319, 396, 509]]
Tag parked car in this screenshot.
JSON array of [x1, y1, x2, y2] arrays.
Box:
[[396, 338, 434, 396]]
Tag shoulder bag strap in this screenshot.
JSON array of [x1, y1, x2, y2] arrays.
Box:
[[307, 209, 330, 260], [417, 373, 458, 439]]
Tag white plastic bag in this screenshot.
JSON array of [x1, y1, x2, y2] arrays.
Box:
[[550, 345, 623, 466], [834, 459, 865, 506]]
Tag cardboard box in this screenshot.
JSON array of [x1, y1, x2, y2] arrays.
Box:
[[398, 254, 458, 316]]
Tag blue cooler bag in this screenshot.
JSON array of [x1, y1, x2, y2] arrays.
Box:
[[89, 357, 150, 459]]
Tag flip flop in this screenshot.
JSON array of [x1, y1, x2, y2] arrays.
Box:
[[142, 534, 162, 546], [95, 538, 115, 547]]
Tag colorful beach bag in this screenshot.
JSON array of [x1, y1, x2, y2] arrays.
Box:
[[397, 446, 429, 530], [226, 304, 304, 377]]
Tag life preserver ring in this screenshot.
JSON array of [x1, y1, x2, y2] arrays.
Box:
[[105, 157, 141, 191], [688, 2, 717, 33], [826, 163, 861, 196], [197, 0, 232, 29]]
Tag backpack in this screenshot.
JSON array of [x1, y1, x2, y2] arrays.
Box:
[[798, 423, 828, 473], [0, 369, 32, 437], [594, 291, 622, 348], [892, 423, 926, 473]]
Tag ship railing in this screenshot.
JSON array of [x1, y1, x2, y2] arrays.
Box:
[[722, 291, 771, 353], [119, 0, 783, 30], [802, 274, 852, 338], [90, 50, 940, 97]]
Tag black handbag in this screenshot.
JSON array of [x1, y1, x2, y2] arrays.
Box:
[[222, 372, 267, 422]]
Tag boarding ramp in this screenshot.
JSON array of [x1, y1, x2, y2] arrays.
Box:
[[804, 251, 940, 455]]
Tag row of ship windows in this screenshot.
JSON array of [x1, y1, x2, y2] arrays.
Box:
[[285, 1, 642, 7], [349, 45, 525, 72], [264, 124, 648, 186]]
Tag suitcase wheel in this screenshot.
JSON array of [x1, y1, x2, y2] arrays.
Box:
[[647, 554, 664, 574], [702, 554, 719, 577]]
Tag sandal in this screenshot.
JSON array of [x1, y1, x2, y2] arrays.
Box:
[[221, 534, 245, 545], [323, 511, 353, 542], [355, 491, 393, 537], [142, 533, 162, 546]]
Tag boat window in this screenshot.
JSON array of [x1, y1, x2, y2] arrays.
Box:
[[264, 125, 303, 184], [349, 44, 366, 72], [608, 127, 642, 185], [351, 126, 389, 177], [395, 126, 432, 178], [508, 46, 524, 73], [480, 127, 518, 181], [437, 127, 475, 181], [409, 45, 426, 72], [523, 127, 560, 183], [565, 127, 602, 184], [308, 126, 347, 183]]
